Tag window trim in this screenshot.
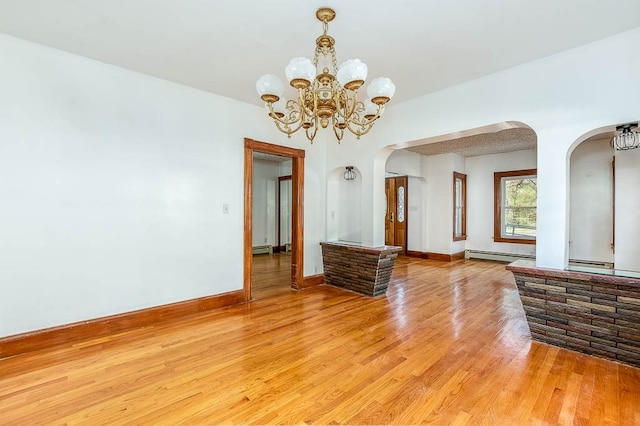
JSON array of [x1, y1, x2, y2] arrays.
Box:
[[493, 169, 537, 245], [453, 172, 467, 241]]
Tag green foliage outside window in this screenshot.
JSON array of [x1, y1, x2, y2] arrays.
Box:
[[503, 177, 536, 237]]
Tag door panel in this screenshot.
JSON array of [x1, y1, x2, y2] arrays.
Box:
[[385, 178, 395, 245], [385, 176, 408, 254]]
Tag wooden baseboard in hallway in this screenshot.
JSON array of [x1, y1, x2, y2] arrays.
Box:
[[1, 257, 638, 424]]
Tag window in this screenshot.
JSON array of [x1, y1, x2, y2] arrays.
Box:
[[453, 172, 467, 241], [494, 169, 537, 244]]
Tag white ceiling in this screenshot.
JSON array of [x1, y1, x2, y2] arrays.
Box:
[[1, 0, 639, 109]]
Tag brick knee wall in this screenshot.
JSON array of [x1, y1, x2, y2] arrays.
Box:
[[512, 272, 640, 368], [320, 243, 401, 297]]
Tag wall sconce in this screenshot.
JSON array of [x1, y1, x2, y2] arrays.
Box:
[[344, 166, 357, 181], [611, 123, 640, 151]]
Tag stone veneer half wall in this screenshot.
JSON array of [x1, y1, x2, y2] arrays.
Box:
[[507, 260, 640, 368], [320, 242, 402, 297]]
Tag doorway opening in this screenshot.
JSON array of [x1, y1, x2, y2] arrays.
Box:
[[243, 138, 305, 301]]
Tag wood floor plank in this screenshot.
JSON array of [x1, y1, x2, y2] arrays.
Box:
[[1, 256, 639, 424]]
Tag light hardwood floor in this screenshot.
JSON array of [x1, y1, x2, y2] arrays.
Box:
[[1, 257, 639, 424], [251, 252, 292, 300]]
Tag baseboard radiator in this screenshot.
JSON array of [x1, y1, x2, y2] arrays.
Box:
[[465, 250, 534, 263], [252, 245, 273, 255], [568, 259, 614, 269], [464, 250, 614, 268]]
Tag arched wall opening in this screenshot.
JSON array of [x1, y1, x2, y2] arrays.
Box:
[[568, 121, 640, 273], [377, 121, 538, 259], [326, 165, 363, 244]]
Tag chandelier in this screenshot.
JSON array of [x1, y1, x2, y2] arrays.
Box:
[[611, 123, 640, 151], [255, 7, 395, 143]]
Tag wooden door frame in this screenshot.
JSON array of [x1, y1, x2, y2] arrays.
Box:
[[244, 138, 305, 300]]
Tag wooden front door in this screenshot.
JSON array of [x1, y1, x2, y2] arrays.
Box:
[[385, 176, 408, 255]]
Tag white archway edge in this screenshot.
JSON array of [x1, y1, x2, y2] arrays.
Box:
[[568, 122, 640, 272]]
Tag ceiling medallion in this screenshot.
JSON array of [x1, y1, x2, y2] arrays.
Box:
[[256, 7, 395, 143]]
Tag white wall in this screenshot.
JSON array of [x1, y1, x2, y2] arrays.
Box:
[[422, 154, 455, 254], [569, 139, 614, 263], [465, 150, 537, 256], [407, 177, 425, 251], [301, 135, 329, 276], [252, 159, 279, 247], [0, 34, 328, 338], [279, 161, 292, 176], [386, 150, 422, 177], [325, 166, 363, 244], [614, 147, 640, 271], [338, 171, 363, 243]]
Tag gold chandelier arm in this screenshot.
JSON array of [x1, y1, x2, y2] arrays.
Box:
[[334, 98, 385, 140], [273, 119, 305, 138], [351, 103, 385, 125], [266, 102, 305, 137], [332, 120, 344, 143], [332, 88, 359, 122], [344, 116, 375, 140], [305, 116, 319, 143], [301, 86, 316, 118], [265, 101, 301, 125]]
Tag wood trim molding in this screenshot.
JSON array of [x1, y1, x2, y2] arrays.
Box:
[[453, 171, 467, 242], [244, 138, 305, 159], [291, 156, 304, 289], [0, 290, 244, 358], [301, 274, 325, 289], [427, 252, 455, 262], [244, 143, 254, 301], [244, 138, 304, 297], [406, 250, 429, 259], [406, 251, 465, 262], [493, 168, 537, 245]]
